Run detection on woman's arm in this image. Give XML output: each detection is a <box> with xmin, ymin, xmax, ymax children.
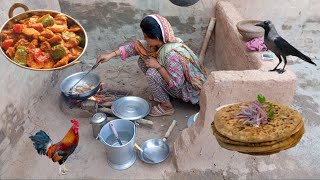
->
<box><xmin>118</xmin><ymin>42</ymin><xmax>139</xmax><ymax>60</ymax></box>
<box><xmin>97</xmin><ymin>41</ymin><xmax>140</xmax><ymax>64</ymax></box>
<box><xmin>96</xmin><ymin>49</ymin><xmax>120</xmax><ymax>64</ymax></box>
<box><xmin>156</xmin><ymin>64</ymin><xmax>171</xmax><ymax>84</ymax></box>
<box><xmin>146</xmin><ymin>51</ymin><xmax>185</xmax><ymax>88</ymax></box>
<box><xmin>145</xmin><ymin>57</ymin><xmax>171</xmax><ymax>84</ymax></box>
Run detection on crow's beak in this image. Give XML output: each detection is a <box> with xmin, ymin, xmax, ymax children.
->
<box><xmin>255</xmin><ymin>21</ymin><xmax>264</xmax><ymax>27</ymax></box>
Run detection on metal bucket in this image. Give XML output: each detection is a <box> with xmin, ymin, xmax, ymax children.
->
<box><xmin>98</xmin><ymin>119</ymin><xmax>136</xmax><ymax>170</ymax></box>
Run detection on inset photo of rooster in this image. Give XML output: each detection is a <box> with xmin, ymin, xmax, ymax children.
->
<box><xmin>29</xmin><ymin>120</ymin><xmax>79</xmax><ymax>175</ymax></box>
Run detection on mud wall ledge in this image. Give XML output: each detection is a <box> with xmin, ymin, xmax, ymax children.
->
<box><xmin>172</xmin><ymin>1</ymin><xmax>297</xmax><ymax>176</ymax></box>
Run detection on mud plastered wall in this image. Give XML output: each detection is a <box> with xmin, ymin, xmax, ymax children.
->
<box><xmin>0</xmin><ymin>0</ymin><xmax>62</xmax><ymax>171</ymax></box>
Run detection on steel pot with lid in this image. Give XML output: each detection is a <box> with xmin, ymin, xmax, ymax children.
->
<box><xmin>90</xmin><ymin>112</ymin><xmax>108</xmax><ymax>139</ymax></box>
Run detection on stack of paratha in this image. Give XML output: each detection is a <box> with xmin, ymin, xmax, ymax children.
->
<box><xmin>211</xmin><ymin>102</ymin><xmax>304</xmax><ymax>155</ymax></box>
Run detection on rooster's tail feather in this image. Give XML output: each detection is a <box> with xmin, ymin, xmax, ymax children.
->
<box><xmin>29</xmin><ymin>130</ymin><xmax>52</xmax><ymax>155</ymax></box>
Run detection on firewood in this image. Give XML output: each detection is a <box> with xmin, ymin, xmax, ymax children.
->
<box><xmin>91</xmin><ymin>95</ymin><xmax>116</xmax><ymax>103</ymax></box>
<box><xmin>97</xmin><ymin>107</ymin><xmax>113</xmax><ymax>115</ymax></box>
<box><xmin>135</xmin><ymin>118</ymin><xmax>154</xmax><ymax>127</ymax></box>
<box><xmin>81</xmin><ymin>100</ymin><xmax>97</xmax><ymax>112</ymax></box>
<box><xmin>98</xmin><ymin>101</ymin><xmax>113</xmax><ymax>107</ymax></box>
<box><xmin>81</xmin><ymin>99</ymin><xmax>96</xmax><ymax>108</ymax></box>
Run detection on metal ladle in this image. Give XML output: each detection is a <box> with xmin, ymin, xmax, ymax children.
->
<box><xmin>109</xmin><ymin>122</ymin><xmax>123</xmax><ymax>146</ymax></box>
<box><xmin>68</xmin><ymin>62</ymin><xmax>99</xmax><ymax>94</ymax></box>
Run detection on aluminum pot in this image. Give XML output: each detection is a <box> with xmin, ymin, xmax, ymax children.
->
<box><xmin>98</xmin><ymin>119</ymin><xmax>136</xmax><ymax>170</ymax></box>
<box><xmin>90</xmin><ymin>112</ymin><xmax>108</xmax><ymax>139</ymax></box>
<box><xmin>60</xmin><ymin>72</ymin><xmax>101</xmax><ymax>100</ymax></box>
<box><xmin>0</xmin><ymin>3</ymin><xmax>88</xmax><ymax>71</ymax></box>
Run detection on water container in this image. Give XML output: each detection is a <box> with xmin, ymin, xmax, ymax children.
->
<box><xmin>98</xmin><ymin>119</ymin><xmax>136</xmax><ymax>170</ymax></box>
<box><xmin>90</xmin><ymin>112</ymin><xmax>108</xmax><ymax>139</ymax></box>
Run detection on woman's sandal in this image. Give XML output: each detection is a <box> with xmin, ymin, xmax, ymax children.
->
<box><xmin>149</xmin><ymin>104</ymin><xmax>175</xmax><ymax>117</ymax></box>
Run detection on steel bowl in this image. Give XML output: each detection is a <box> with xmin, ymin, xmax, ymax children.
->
<box><xmin>60</xmin><ymin>72</ymin><xmax>100</xmax><ymax>100</ymax></box>
<box><xmin>187</xmin><ymin>112</ymin><xmax>199</xmax><ymax>128</ymax></box>
<box><xmin>111</xmin><ymin>96</ymin><xmax>150</xmax><ymax>120</ymax></box>
<box><xmin>0</xmin><ymin>3</ymin><xmax>88</xmax><ymax>71</ymax></box>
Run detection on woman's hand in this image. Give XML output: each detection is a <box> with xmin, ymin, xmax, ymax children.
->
<box><xmin>96</xmin><ymin>51</ymin><xmax>116</xmax><ymax>64</ymax></box>
<box><xmin>145</xmin><ymin>57</ymin><xmax>160</xmax><ymax>69</ymax></box>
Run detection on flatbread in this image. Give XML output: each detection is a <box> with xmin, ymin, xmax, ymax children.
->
<box><xmin>215</xmin><ymin>126</ymin><xmax>304</xmax><ymax>154</ymax></box>
<box><xmin>248</xmin><ymin>135</ymin><xmax>302</xmax><ymax>155</ymax></box>
<box><xmin>214</xmin><ymin>102</ymin><xmax>302</xmax><ymax>143</ymax></box>
<box><xmin>233</xmin><ymin>131</ymin><xmax>303</xmax><ymax>155</ymax></box>
<box><xmin>212</xmin><ymin>121</ymin><xmax>303</xmax><ymax>146</ymax></box>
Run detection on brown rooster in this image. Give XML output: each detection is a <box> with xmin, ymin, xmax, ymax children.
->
<box><xmin>29</xmin><ymin>119</ymin><xmax>79</xmax><ymax>175</ymax></box>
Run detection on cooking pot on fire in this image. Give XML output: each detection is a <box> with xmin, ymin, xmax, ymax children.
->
<box><xmin>0</xmin><ymin>3</ymin><xmax>88</xmax><ymax>71</ymax></box>
<box><xmin>60</xmin><ymin>71</ymin><xmax>101</xmax><ymax>100</ymax></box>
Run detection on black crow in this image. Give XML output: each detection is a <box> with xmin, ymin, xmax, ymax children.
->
<box><xmin>255</xmin><ymin>20</ymin><xmax>316</xmax><ymax>74</ymax></box>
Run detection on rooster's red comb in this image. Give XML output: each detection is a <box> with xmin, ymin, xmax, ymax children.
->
<box><xmin>70</xmin><ymin>119</ymin><xmax>79</xmax><ymax>126</ymax></box>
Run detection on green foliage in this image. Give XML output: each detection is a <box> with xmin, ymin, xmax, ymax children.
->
<box><xmin>267</xmin><ymin>103</ymin><xmax>275</xmax><ymax>120</ymax></box>
<box><xmin>257</xmin><ymin>94</ymin><xmax>275</xmax><ymax>120</ymax></box>
<box><xmin>257</xmin><ymin>94</ymin><xmax>266</xmax><ymax>103</ymax></box>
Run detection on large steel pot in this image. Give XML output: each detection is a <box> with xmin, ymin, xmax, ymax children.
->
<box><xmin>0</xmin><ymin>3</ymin><xmax>88</xmax><ymax>71</ymax></box>
<box><xmin>60</xmin><ymin>72</ymin><xmax>100</xmax><ymax>100</ymax></box>
<box><xmin>98</xmin><ymin>119</ymin><xmax>137</xmax><ymax>170</ymax></box>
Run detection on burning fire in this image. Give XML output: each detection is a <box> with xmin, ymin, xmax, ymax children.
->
<box><xmin>88</xmin><ymin>94</ymin><xmax>116</xmax><ymax>103</ymax></box>
<box><xmin>88</xmin><ymin>96</ymin><xmax>97</xmax><ymax>101</ymax></box>
<box><xmin>65</xmin><ymin>82</ymin><xmax>123</xmax><ymax>110</ymax></box>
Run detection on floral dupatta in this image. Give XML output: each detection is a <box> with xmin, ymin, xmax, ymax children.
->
<box><xmin>158</xmin><ymin>42</ymin><xmax>207</xmax><ymax>90</ymax></box>
<box><xmin>148</xmin><ymin>14</ymin><xmax>207</xmax><ymax>90</ymax></box>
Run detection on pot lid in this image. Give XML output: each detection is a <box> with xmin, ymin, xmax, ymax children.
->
<box><xmin>91</xmin><ymin>113</ymin><xmax>107</xmax><ymax>124</ymax></box>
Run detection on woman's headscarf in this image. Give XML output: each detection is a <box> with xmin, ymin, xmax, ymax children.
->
<box><xmin>147</xmin><ymin>14</ymin><xmax>180</xmax><ymax>43</ymax></box>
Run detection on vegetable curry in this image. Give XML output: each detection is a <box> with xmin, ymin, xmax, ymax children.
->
<box><xmin>0</xmin><ymin>13</ymin><xmax>85</xmax><ymax>69</ymax></box>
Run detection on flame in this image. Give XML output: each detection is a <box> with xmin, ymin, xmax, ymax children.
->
<box><xmin>88</xmin><ymin>96</ymin><xmax>97</xmax><ymax>101</ymax></box>
<box><xmin>88</xmin><ymin>95</ymin><xmax>107</xmax><ymax>103</ymax></box>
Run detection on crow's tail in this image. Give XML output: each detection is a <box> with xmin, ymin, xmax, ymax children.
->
<box><xmin>296</xmin><ymin>52</ymin><xmax>317</xmax><ymax>66</ymax></box>
<box><xmin>29</xmin><ymin>130</ymin><xmax>52</xmax><ymax>156</ymax></box>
